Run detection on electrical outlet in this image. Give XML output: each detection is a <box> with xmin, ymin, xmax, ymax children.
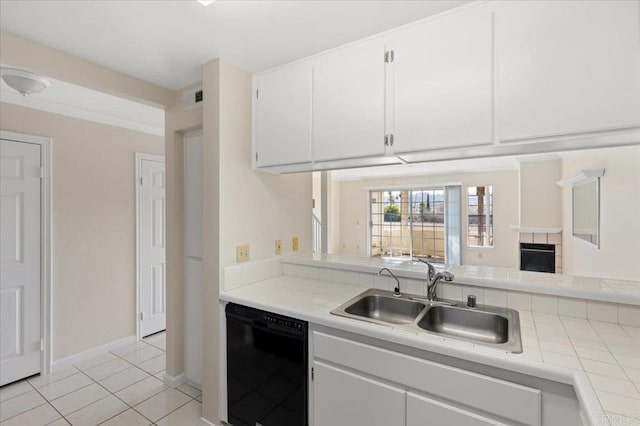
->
<box><xmin>292</xmin><ymin>237</ymin><xmax>299</xmax><ymax>252</ymax></box>
<box><xmin>275</xmin><ymin>240</ymin><xmax>282</xmax><ymax>255</ymax></box>
<box><xmin>236</xmin><ymin>244</ymin><xmax>250</xmax><ymax>263</ymax></box>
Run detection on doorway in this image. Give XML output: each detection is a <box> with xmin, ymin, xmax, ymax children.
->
<box><xmin>136</xmin><ymin>153</ymin><xmax>166</xmax><ymax>338</ymax></box>
<box><xmin>0</xmin><ymin>131</ymin><xmax>51</xmax><ymax>386</ymax></box>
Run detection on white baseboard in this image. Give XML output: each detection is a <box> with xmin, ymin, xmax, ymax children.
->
<box><xmin>199</xmin><ymin>417</ymin><xmax>217</xmax><ymax>426</ymax></box>
<box><xmin>51</xmin><ymin>335</ymin><xmax>137</xmax><ymax>371</ymax></box>
<box><xmin>163</xmin><ymin>372</ymin><xmax>186</xmax><ymax>388</ymax></box>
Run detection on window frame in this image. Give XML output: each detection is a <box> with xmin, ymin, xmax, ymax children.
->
<box><xmin>466</xmin><ymin>184</ymin><xmax>494</xmax><ymax>248</ymax></box>
<box><xmin>369</xmin><ymin>187</ymin><xmax>447</xmax><ymax>263</ymax></box>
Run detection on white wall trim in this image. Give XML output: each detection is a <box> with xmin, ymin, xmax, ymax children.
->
<box><xmin>163</xmin><ymin>372</ymin><xmax>186</xmax><ymax>388</ymax></box>
<box><xmin>199</xmin><ymin>417</ymin><xmax>217</xmax><ymax>426</ymax></box>
<box><xmin>135</xmin><ymin>153</ymin><xmax>166</xmax><ymax>341</ymax></box>
<box><xmin>51</xmin><ymin>335</ymin><xmax>136</xmax><ymax>371</ymax></box>
<box><xmin>0</xmin><ymin>130</ymin><xmax>53</xmax><ymax>376</ymax></box>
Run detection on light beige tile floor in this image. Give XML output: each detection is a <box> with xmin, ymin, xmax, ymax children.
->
<box><xmin>0</xmin><ymin>331</ymin><xmax>202</xmax><ymax>425</ymax></box>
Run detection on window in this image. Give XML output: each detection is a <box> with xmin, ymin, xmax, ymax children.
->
<box><xmin>467</xmin><ymin>185</ymin><xmax>493</xmax><ymax>247</ymax></box>
<box><xmin>370</xmin><ymin>189</ymin><xmax>446</xmax><ymax>263</ymax></box>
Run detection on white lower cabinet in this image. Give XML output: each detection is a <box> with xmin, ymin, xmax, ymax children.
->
<box><xmin>312</xmin><ymin>331</ymin><xmax>550</xmax><ymax>426</ymax></box>
<box><xmin>313</xmin><ymin>361</ymin><xmax>405</xmax><ymax>426</ymax></box>
<box><xmin>407</xmin><ymin>392</ymin><xmax>506</xmax><ymax>426</ymax></box>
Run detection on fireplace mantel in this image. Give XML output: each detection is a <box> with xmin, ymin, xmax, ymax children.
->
<box><xmin>511</xmin><ymin>226</ymin><xmax>562</xmax><ymax>234</ymax></box>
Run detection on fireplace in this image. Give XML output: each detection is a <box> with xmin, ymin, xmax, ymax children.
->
<box><xmin>520</xmin><ymin>243</ymin><xmax>555</xmax><ymax>273</ymax></box>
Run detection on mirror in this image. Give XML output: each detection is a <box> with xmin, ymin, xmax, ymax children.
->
<box><xmin>572</xmin><ymin>179</ymin><xmax>600</xmax><ymax>248</ymax></box>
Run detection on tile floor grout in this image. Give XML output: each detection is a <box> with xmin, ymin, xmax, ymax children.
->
<box><xmin>1</xmin><ymin>331</ymin><xmax>202</xmax><ymax>426</ymax></box>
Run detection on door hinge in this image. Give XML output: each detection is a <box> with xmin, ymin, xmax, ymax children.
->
<box><xmin>140</xmin><ymin>176</ymin><xmax>144</xmax><ymax>186</ymax></box>
<box><xmin>256</xmin><ymin>89</ymin><xmax>259</xmax><ymax>99</ymax></box>
<box><xmin>40</xmin><ymin>339</ymin><xmax>44</xmax><ymax>352</ymax></box>
<box><xmin>39</xmin><ymin>167</ymin><xmax>45</xmax><ymax>178</ymax></box>
<box><xmin>255</xmin><ymin>152</ymin><xmax>258</xmax><ymax>162</ymax></box>
<box><xmin>385</xmin><ymin>50</ymin><xmax>395</xmax><ymax>63</ymax></box>
<box><xmin>311</xmin><ymin>367</ymin><xmax>314</xmax><ymax>381</ymax></box>
<box><xmin>140</xmin><ymin>312</ymin><xmax>144</xmax><ymax>321</ymax></box>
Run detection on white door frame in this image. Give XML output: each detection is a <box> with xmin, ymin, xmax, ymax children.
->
<box><xmin>135</xmin><ymin>152</ymin><xmax>165</xmax><ymax>341</ymax></box>
<box><xmin>0</xmin><ymin>130</ymin><xmax>53</xmax><ymax>376</ymax></box>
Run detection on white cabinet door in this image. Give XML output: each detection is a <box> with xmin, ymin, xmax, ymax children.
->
<box><xmin>391</xmin><ymin>3</ymin><xmax>493</xmax><ymax>154</ymax></box>
<box><xmin>407</xmin><ymin>392</ymin><xmax>507</xmax><ymax>426</ymax></box>
<box><xmin>496</xmin><ymin>0</ymin><xmax>640</xmax><ymax>141</ymax></box>
<box><xmin>312</xmin><ymin>37</ymin><xmax>387</xmax><ymax>162</ymax></box>
<box><xmin>255</xmin><ymin>61</ymin><xmax>312</xmax><ymax>167</ymax></box>
<box><xmin>313</xmin><ymin>361</ymin><xmax>405</xmax><ymax>426</ymax></box>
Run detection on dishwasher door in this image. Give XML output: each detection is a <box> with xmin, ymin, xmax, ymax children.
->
<box><xmin>226</xmin><ymin>303</ymin><xmax>308</xmax><ymax>426</ymax></box>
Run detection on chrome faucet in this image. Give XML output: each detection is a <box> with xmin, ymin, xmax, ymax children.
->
<box><xmin>414</xmin><ymin>259</ymin><xmax>454</xmax><ymax>301</ymax></box>
<box><xmin>378</xmin><ymin>268</ymin><xmax>401</xmax><ymax>297</ymax></box>
<box><xmin>414</xmin><ymin>258</ymin><xmax>436</xmax><ymax>283</ymax></box>
<box><xmin>427</xmin><ymin>271</ymin><xmax>455</xmax><ymax>301</ymax></box>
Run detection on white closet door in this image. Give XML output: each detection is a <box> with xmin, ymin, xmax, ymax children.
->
<box><xmin>1</xmin><ymin>139</ymin><xmax>41</xmax><ymax>386</ymax></box>
<box><xmin>139</xmin><ymin>159</ymin><xmax>166</xmax><ymax>337</ymax></box>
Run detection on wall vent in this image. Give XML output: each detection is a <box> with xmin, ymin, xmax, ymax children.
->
<box><xmin>183</xmin><ymin>87</ymin><xmax>203</xmax><ymax>110</ymax></box>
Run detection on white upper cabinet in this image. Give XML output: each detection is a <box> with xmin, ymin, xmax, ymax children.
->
<box><xmin>312</xmin><ymin>37</ymin><xmax>387</xmax><ymax>162</ymax></box>
<box><xmin>254</xmin><ymin>61</ymin><xmax>312</xmax><ymax>167</ymax></box>
<box><xmin>391</xmin><ymin>3</ymin><xmax>494</xmax><ymax>154</ymax></box>
<box><xmin>495</xmin><ymin>0</ymin><xmax>640</xmax><ymax>141</ymax></box>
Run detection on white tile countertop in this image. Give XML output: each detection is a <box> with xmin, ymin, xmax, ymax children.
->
<box><xmin>220</xmin><ymin>275</ymin><xmax>640</xmax><ymax>426</ymax></box>
<box><xmin>283</xmin><ymin>253</ymin><xmax>640</xmax><ymax>305</ymax></box>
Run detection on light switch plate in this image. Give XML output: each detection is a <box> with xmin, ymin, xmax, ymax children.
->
<box><xmin>236</xmin><ymin>244</ymin><xmax>250</xmax><ymax>263</ymax></box>
<box><xmin>275</xmin><ymin>240</ymin><xmax>282</xmax><ymax>255</ymax></box>
<box><xmin>292</xmin><ymin>237</ymin><xmax>299</xmax><ymax>252</ymax></box>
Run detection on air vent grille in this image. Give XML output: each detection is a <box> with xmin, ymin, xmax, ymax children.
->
<box><xmin>182</xmin><ymin>87</ymin><xmax>203</xmax><ymax>110</ymax></box>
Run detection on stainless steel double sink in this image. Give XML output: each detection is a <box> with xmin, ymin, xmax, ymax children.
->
<box><xmin>331</xmin><ymin>288</ymin><xmax>523</xmax><ymax>353</ymax></box>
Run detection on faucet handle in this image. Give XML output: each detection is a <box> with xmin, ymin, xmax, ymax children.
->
<box><xmin>467</xmin><ymin>295</ymin><xmax>477</xmax><ymax>308</ymax></box>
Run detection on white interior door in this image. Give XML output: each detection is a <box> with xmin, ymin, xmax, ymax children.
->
<box><xmin>1</xmin><ymin>139</ymin><xmax>41</xmax><ymax>386</ymax></box>
<box><xmin>139</xmin><ymin>158</ymin><xmax>166</xmax><ymax>337</ymax></box>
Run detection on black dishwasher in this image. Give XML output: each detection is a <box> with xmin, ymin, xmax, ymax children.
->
<box><xmin>226</xmin><ymin>303</ymin><xmax>308</xmax><ymax>426</ymax></box>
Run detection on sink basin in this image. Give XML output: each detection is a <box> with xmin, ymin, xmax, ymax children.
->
<box><xmin>331</xmin><ymin>288</ymin><xmax>523</xmax><ymax>353</ymax></box>
<box><xmin>344</xmin><ymin>294</ymin><xmax>425</xmax><ymax>324</ymax></box>
<box><xmin>418</xmin><ymin>305</ymin><xmax>508</xmax><ymax>344</ymax></box>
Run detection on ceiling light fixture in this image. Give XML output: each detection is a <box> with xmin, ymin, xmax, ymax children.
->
<box><xmin>0</xmin><ymin>67</ymin><xmax>51</xmax><ymax>97</ymax></box>
<box><xmin>196</xmin><ymin>0</ymin><xmax>215</xmax><ymax>6</ymax></box>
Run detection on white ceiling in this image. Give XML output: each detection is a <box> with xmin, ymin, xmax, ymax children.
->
<box><xmin>0</xmin><ymin>0</ymin><xmax>469</xmax><ymax>90</ymax></box>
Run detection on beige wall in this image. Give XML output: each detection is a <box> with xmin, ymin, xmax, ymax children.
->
<box><xmin>337</xmin><ymin>170</ymin><xmax>520</xmax><ymax>268</ymax></box>
<box><xmin>519</xmin><ymin>159</ymin><xmax>562</xmax><ymax>228</ymax></box>
<box><xmin>561</xmin><ymin>146</ymin><xmax>640</xmax><ymax>281</ymax></box>
<box><xmin>0</xmin><ymin>102</ymin><xmax>164</xmax><ymax>360</ymax></box>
